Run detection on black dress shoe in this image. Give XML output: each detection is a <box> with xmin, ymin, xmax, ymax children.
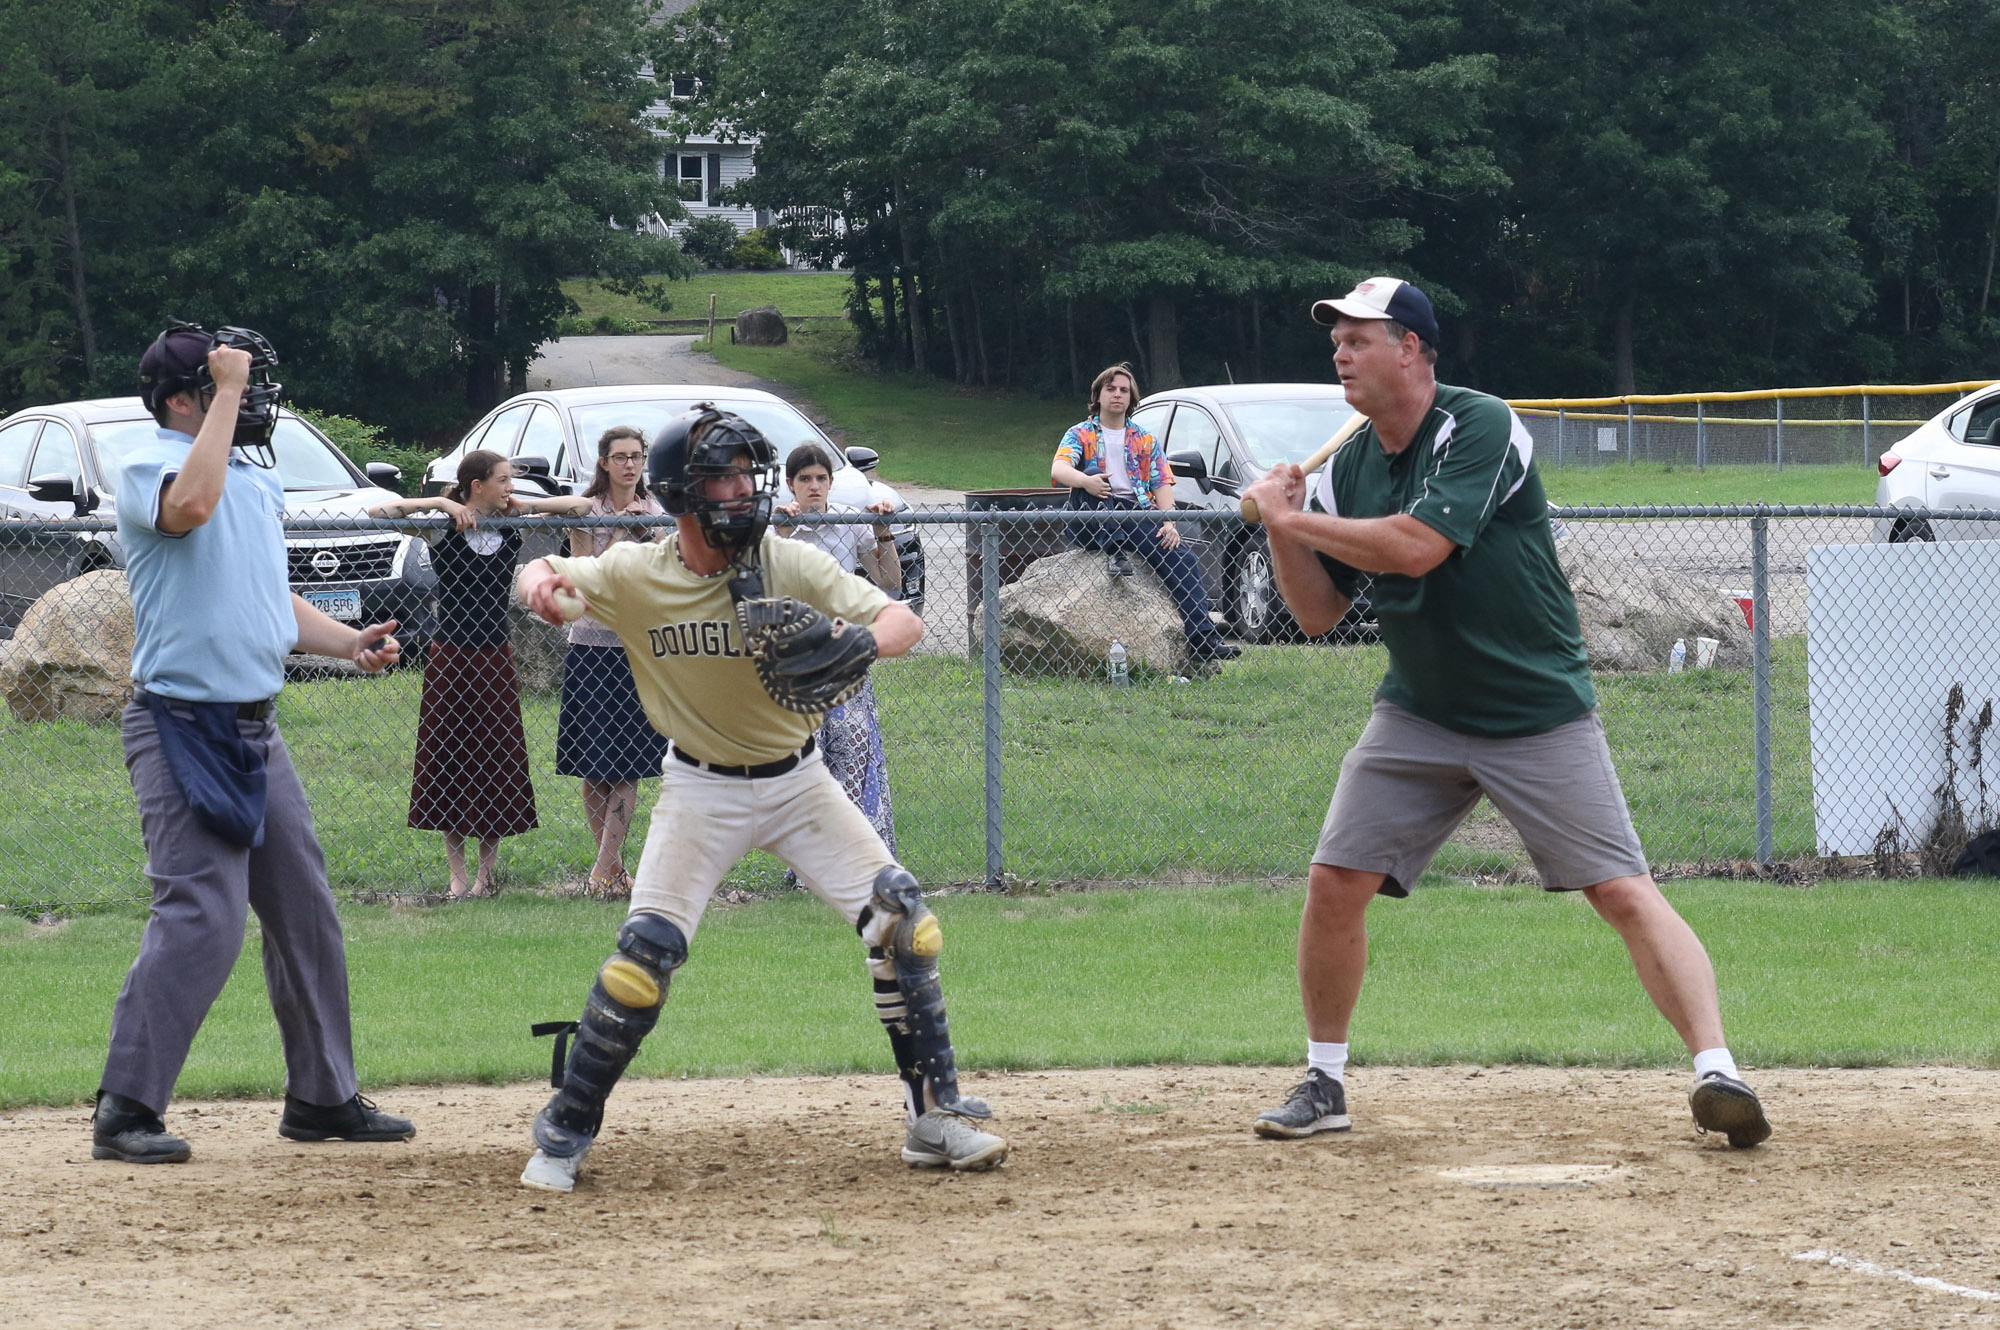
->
<box><xmin>1191</xmin><ymin>638</ymin><xmax>1241</xmax><ymax>661</ymax></box>
<box><xmin>279</xmin><ymin>1093</ymin><xmax>415</xmax><ymax>1143</ymax></box>
<box><xmin>1105</xmin><ymin>552</ymin><xmax>1134</xmax><ymax>579</ymax></box>
<box><xmin>92</xmin><ymin>1091</ymin><xmax>192</xmax><ymax>1164</ymax></box>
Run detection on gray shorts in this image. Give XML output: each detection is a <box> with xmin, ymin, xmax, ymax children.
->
<box><xmin>1314</xmin><ymin>701</ymin><xmax>1648</xmax><ymax>897</ymax></box>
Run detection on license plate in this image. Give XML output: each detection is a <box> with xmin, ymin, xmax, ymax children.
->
<box><xmin>303</xmin><ymin>589</ymin><xmax>362</xmax><ymax>621</ymax></box>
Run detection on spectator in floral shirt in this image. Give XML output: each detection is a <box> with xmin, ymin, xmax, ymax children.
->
<box><xmin>1052</xmin><ymin>362</ymin><xmax>1238</xmax><ymax>662</ymax></box>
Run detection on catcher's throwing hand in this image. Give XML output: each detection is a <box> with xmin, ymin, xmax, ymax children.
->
<box><xmin>525</xmin><ymin>566</ymin><xmax>588</xmax><ymax>626</ymax></box>
<box><xmin>735</xmin><ymin>595</ymin><xmax>877</xmax><ymax>714</ymax></box>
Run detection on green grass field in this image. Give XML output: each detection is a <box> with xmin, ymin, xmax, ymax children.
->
<box><xmin>562</xmin><ymin>271</ymin><xmax>851</xmax><ymax>324</ymax></box>
<box><xmin>0</xmin><ymin>640</ymin><xmax>1819</xmax><ymax>912</ymax></box>
<box><xmin>1539</xmin><ymin>461</ymin><xmax>1879</xmax><ymax>507</ymax></box>
<box><xmin>707</xmin><ymin>329</ymin><xmax>1081</xmax><ymax>491</ymax></box>
<box><xmin>4</xmin><ymin>877</ymin><xmax>1995</xmax><ymax>1109</ymax></box>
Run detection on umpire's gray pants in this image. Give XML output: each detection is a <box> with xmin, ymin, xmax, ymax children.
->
<box><xmin>101</xmin><ymin>702</ymin><xmax>358</xmax><ymax>1113</ymax></box>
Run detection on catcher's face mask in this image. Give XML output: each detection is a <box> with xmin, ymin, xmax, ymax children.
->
<box><xmin>649</xmin><ymin>405</ymin><xmax>777</xmax><ymax>552</ymax></box>
<box><xmin>138</xmin><ymin>319</ymin><xmax>285</xmax><ymax>468</ymax></box>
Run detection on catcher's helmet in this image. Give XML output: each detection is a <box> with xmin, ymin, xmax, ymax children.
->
<box><xmin>138</xmin><ymin>319</ymin><xmax>285</xmax><ymax>468</ymax></box>
<box><xmin>648</xmin><ymin>404</ymin><xmax>778</xmax><ymax>552</ymax></box>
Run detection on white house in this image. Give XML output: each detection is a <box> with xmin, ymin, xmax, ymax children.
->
<box><xmin>642</xmin><ymin>0</ymin><xmax>765</xmax><ymax>241</ymax></box>
<box><xmin>638</xmin><ymin>0</ymin><xmax>849</xmax><ymax>266</ymax></box>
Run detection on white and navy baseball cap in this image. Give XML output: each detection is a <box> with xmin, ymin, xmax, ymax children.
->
<box><xmin>1310</xmin><ymin>277</ymin><xmax>1440</xmax><ymax>348</ymax></box>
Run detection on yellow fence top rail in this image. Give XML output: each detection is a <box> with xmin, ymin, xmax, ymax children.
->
<box><xmin>1513</xmin><ymin>408</ymin><xmax>1930</xmax><ymax>428</ymax></box>
<box><xmin>1506</xmin><ymin>381</ymin><xmax>1997</xmax><ymax>410</ymax></box>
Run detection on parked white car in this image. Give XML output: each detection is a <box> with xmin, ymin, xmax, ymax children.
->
<box><xmin>422</xmin><ymin>385</ymin><xmax>919</xmax><ymax>591</ymax></box>
<box><xmin>1874</xmin><ymin>384</ymin><xmax>2000</xmax><ymax>542</ymax></box>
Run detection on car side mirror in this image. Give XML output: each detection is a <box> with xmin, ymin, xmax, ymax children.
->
<box><xmin>28</xmin><ymin>473</ymin><xmax>95</xmax><ymax>515</ymax></box>
<box><xmin>365</xmin><ymin>461</ymin><xmax>403</xmax><ymax>489</ymax></box>
<box><xmin>512</xmin><ymin>455</ymin><xmax>562</xmax><ymax>493</ymax></box>
<box><xmin>844</xmin><ymin>445</ymin><xmax>881</xmax><ymax>473</ymax></box>
<box><xmin>1167</xmin><ymin>449</ymin><xmax>1209</xmax><ymax>491</ymax></box>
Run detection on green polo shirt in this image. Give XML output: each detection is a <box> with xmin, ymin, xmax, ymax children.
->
<box><xmin>1310</xmin><ymin>383</ymin><xmax>1594</xmax><ymax>738</ymax></box>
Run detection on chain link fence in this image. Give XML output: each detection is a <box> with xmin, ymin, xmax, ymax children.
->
<box><xmin>3</xmin><ymin>503</ymin><xmax>1997</xmax><ymax>913</ymax></box>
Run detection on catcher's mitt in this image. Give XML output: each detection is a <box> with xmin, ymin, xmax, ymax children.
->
<box><xmin>734</xmin><ymin>595</ymin><xmax>877</xmax><ymax>714</ymax></box>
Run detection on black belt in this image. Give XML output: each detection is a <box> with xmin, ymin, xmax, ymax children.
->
<box><xmin>670</xmin><ymin>735</ymin><xmax>814</xmax><ymax>779</ymax></box>
<box><xmin>133</xmin><ymin>689</ymin><xmax>274</xmax><ymax>722</ymax></box>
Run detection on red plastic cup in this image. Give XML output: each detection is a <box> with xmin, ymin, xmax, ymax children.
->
<box><xmin>1723</xmin><ymin>590</ymin><xmax>1753</xmax><ymax>630</ymax></box>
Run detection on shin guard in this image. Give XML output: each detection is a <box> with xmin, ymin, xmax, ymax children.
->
<box><xmin>534</xmin><ymin>912</ymin><xmax>687</xmax><ymax>1155</ymax></box>
<box><xmin>859</xmin><ymin>866</ymin><xmax>990</xmax><ymax>1119</ymax></box>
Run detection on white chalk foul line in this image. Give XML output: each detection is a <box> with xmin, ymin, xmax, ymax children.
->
<box><xmin>1793</xmin><ymin>1250</ymin><xmax>2000</xmax><ymax>1303</ymax></box>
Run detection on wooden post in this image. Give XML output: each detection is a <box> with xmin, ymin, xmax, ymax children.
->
<box><xmin>706</xmin><ymin>292</ymin><xmax>717</xmax><ymax>346</ymax></box>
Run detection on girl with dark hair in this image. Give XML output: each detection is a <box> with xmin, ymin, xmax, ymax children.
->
<box><xmin>774</xmin><ymin>443</ymin><xmax>902</xmax><ymax>858</ymax></box>
<box><xmin>556</xmin><ymin>427</ymin><xmax>669</xmax><ymax>901</ymax></box>
<box><xmin>370</xmin><ymin>449</ymin><xmax>590</xmax><ymax>898</ymax></box>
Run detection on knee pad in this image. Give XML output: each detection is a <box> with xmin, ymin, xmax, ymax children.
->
<box><xmin>856</xmin><ymin>867</ymin><xmax>988</xmax><ymax>1119</ymax></box>
<box><xmin>540</xmin><ymin>912</ymin><xmax>688</xmax><ymax>1145</ymax></box>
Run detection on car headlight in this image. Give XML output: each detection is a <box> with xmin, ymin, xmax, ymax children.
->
<box><xmin>391</xmin><ymin>534</ymin><xmax>432</xmax><ymax>577</ymax></box>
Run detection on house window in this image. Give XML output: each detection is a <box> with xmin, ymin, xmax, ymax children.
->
<box><xmin>677</xmin><ymin>154</ymin><xmax>704</xmax><ymax>203</ymax></box>
<box><xmin>669</xmin><ymin>74</ymin><xmax>696</xmax><ymax>99</ymax></box>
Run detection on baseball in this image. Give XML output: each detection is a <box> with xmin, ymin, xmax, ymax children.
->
<box><xmin>551</xmin><ymin>588</ymin><xmax>588</xmax><ymax>623</ymax></box>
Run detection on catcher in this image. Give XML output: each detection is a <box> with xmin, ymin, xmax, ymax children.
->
<box><xmin>513</xmin><ymin>405</ymin><xmax>1009</xmax><ymax>1192</ymax></box>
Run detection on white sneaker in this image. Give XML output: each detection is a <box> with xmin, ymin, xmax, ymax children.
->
<box><xmin>520</xmin><ymin>1144</ymin><xmax>589</xmax><ymax>1192</ymax></box>
<box><xmin>902</xmin><ymin>1110</ymin><xmax>1009</xmax><ymax>1172</ymax></box>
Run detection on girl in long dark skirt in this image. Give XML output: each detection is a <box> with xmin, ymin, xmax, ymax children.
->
<box><xmin>371</xmin><ymin>450</ymin><xmax>590</xmax><ymax>898</ymax></box>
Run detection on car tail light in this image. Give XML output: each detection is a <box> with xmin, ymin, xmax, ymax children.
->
<box><xmin>1878</xmin><ymin>453</ymin><xmax>1902</xmax><ymax>478</ymax></box>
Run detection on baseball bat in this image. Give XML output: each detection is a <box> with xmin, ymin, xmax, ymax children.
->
<box><xmin>1239</xmin><ymin>411</ymin><xmax>1370</xmax><ymax>525</ymax></box>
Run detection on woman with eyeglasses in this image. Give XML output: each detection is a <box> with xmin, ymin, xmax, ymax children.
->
<box><xmin>555</xmin><ymin>426</ymin><xmax>670</xmax><ymax>900</ymax></box>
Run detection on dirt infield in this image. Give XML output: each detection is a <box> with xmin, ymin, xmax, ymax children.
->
<box><xmin>4</xmin><ymin>1065</ymin><xmax>1997</xmax><ymax>1328</ymax></box>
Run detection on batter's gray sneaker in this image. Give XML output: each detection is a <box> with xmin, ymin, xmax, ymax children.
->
<box><xmin>1689</xmin><ymin>1071</ymin><xmax>1771</xmax><ymax>1148</ymax></box>
<box><xmin>903</xmin><ymin>1110</ymin><xmax>1009</xmax><ymax>1171</ymax></box>
<box><xmin>1254</xmin><ymin>1069</ymin><xmax>1351</xmax><ymax>1139</ymax></box>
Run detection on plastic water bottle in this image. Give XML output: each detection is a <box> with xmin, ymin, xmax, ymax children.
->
<box><xmin>1668</xmin><ymin>637</ymin><xmax>1686</xmax><ymax>674</ymax></box>
<box><xmin>1106</xmin><ymin>637</ymin><xmax>1130</xmax><ymax>687</ymax></box>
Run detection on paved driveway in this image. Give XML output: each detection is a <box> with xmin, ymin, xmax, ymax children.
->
<box><xmin>527</xmin><ymin>334</ymin><xmax>761</xmax><ymax>390</ymax></box>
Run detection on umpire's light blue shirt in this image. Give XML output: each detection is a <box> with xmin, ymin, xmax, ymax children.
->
<box><xmin>119</xmin><ymin>428</ymin><xmax>296</xmax><ymax>703</ymax></box>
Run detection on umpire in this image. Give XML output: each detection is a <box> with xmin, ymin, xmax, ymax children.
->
<box><xmin>1240</xmin><ymin>279</ymin><xmax>1771</xmax><ymax>1150</ymax></box>
<box><xmin>91</xmin><ymin>323</ymin><xmax>413</xmax><ymax>1163</ymax></box>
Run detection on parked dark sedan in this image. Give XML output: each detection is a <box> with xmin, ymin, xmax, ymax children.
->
<box><xmin>0</xmin><ymin>397</ymin><xmax>436</xmax><ymax>640</ymax></box>
<box><xmin>1135</xmin><ymin>383</ymin><xmax>1374</xmax><ymax>642</ymax></box>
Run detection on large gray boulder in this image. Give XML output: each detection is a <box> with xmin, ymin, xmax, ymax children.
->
<box><xmin>975</xmin><ymin>548</ymin><xmax>1201</xmax><ymax>677</ymax></box>
<box><xmin>0</xmin><ymin>569</ymin><xmax>136</xmax><ymax>723</ymax></box>
<box><xmin>734</xmin><ymin>305</ymin><xmax>789</xmax><ymax>347</ymax></box>
<box><xmin>1557</xmin><ymin>546</ymin><xmax>1753</xmax><ymax>672</ymax></box>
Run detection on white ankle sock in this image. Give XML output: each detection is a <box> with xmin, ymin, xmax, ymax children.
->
<box><xmin>1307</xmin><ymin>1041</ymin><xmax>1348</xmax><ymax>1083</ymax></box>
<box><xmin>1693</xmin><ymin>1048</ymin><xmax>1740</xmax><ymax>1081</ymax></box>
